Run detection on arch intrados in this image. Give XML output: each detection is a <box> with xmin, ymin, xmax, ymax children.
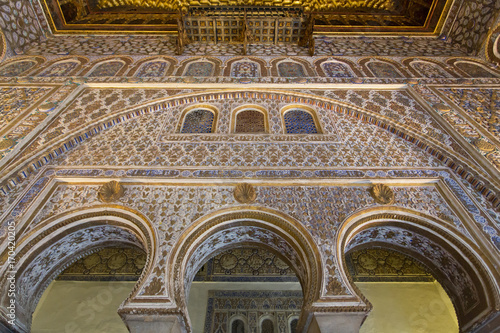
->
<box><xmin>169</xmin><ymin>207</ymin><xmax>323</xmax><ymax>332</ymax></box>
<box><xmin>337</xmin><ymin>208</ymin><xmax>500</xmax><ymax>331</ymax></box>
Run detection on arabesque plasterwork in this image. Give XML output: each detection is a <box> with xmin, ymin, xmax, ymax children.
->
<box><xmin>1</xmin><ymin>5</ymin><xmax>500</xmax><ymax>331</ymax></box>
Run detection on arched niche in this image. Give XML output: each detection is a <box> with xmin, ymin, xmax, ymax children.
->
<box><xmin>0</xmin><ymin>207</ymin><xmax>157</xmax><ymax>332</ymax></box>
<box><xmin>337</xmin><ymin>208</ymin><xmax>500</xmax><ymax>332</ymax></box>
<box><xmin>32</xmin><ymin>56</ymin><xmax>88</xmax><ymax>77</ymax></box>
<box><xmin>451</xmin><ymin>60</ymin><xmax>499</xmax><ymax>78</ymax></box>
<box><xmin>224</xmin><ymin>57</ymin><xmax>268</xmax><ymax>77</ymax></box>
<box><xmin>176</xmin><ymin>57</ymin><xmax>222</xmax><ymax>77</ymax></box>
<box><xmin>80</xmin><ymin>56</ymin><xmax>133</xmax><ymax>77</ymax></box>
<box><xmin>168</xmin><ymin>208</ymin><xmax>326</xmax><ymax>333</ymax></box>
<box><xmin>127</xmin><ymin>56</ymin><xmax>177</xmax><ymax>77</ymax></box>
<box><xmin>0</xmin><ymin>57</ymin><xmax>44</xmax><ymax>77</ymax></box>
<box><xmin>358</xmin><ymin>57</ymin><xmax>409</xmax><ymax>78</ymax></box>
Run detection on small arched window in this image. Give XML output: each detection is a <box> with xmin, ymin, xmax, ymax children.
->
<box><xmin>235</xmin><ymin>110</ymin><xmax>266</xmax><ymax>133</ymax></box>
<box><xmin>231</xmin><ymin>319</ymin><xmax>245</xmax><ymax>333</ymax></box>
<box><xmin>283</xmin><ymin>109</ymin><xmax>318</xmax><ymax>134</ymax></box>
<box><xmin>261</xmin><ymin>318</ymin><xmax>274</xmax><ymax>333</ymax></box>
<box><xmin>180</xmin><ymin>109</ymin><xmax>215</xmax><ymax>134</ymax></box>
<box><xmin>455</xmin><ymin>62</ymin><xmax>498</xmax><ymax>78</ymax></box>
<box><xmin>136</xmin><ymin>60</ymin><xmax>169</xmax><ymax>77</ymax></box>
<box><xmin>278</xmin><ymin>61</ymin><xmax>306</xmax><ymax>77</ymax></box>
<box><xmin>0</xmin><ymin>60</ymin><xmax>36</xmax><ymax>77</ymax></box>
<box><xmin>321</xmin><ymin>61</ymin><xmax>354</xmax><ymax>78</ymax></box>
<box><xmin>88</xmin><ymin>61</ymin><xmax>124</xmax><ymax>77</ymax></box>
<box><xmin>289</xmin><ymin>318</ymin><xmax>298</xmax><ymax>333</ymax></box>
<box><xmin>184</xmin><ymin>61</ymin><xmax>215</xmax><ymax>76</ymax></box>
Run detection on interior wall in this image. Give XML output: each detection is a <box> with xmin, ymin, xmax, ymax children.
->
<box><xmin>31</xmin><ymin>281</ymin><xmax>135</xmax><ymax>333</ymax></box>
<box><xmin>357</xmin><ymin>281</ymin><xmax>459</xmax><ymax>333</ymax></box>
<box><xmin>31</xmin><ymin>280</ymin><xmax>459</xmax><ymax>333</ymax></box>
<box><xmin>188</xmin><ymin>281</ymin><xmax>303</xmax><ymax>333</ymax></box>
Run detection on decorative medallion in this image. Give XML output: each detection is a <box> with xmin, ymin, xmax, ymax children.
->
<box><xmin>369</xmin><ymin>183</ymin><xmax>395</xmax><ymax>205</ymax></box>
<box><xmin>234</xmin><ymin>183</ymin><xmax>257</xmax><ymax>204</ymax></box>
<box><xmin>434</xmin><ymin>103</ymin><xmax>451</xmax><ymax>113</ymax></box>
<box><xmin>474</xmin><ymin>138</ymin><xmax>496</xmax><ymax>152</ymax></box>
<box><xmin>98</xmin><ymin>180</ymin><xmax>125</xmax><ymax>202</ymax></box>
<box><xmin>0</xmin><ymin>139</ymin><xmax>15</xmax><ymax>151</ymax></box>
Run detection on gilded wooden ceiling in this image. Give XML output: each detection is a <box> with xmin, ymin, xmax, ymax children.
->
<box><xmin>95</xmin><ymin>0</ymin><xmax>403</xmax><ymax>12</ymax></box>
<box><xmin>42</xmin><ymin>0</ymin><xmax>451</xmax><ymax>34</ymax></box>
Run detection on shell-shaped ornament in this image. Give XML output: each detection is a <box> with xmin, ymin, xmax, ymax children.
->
<box><xmin>98</xmin><ymin>180</ymin><xmax>125</xmax><ymax>203</ymax></box>
<box><xmin>369</xmin><ymin>183</ymin><xmax>395</xmax><ymax>205</ymax></box>
<box><xmin>234</xmin><ymin>183</ymin><xmax>257</xmax><ymax>204</ymax></box>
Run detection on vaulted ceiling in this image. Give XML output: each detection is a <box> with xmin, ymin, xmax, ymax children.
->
<box><xmin>41</xmin><ymin>0</ymin><xmax>450</xmax><ymax>34</ymax></box>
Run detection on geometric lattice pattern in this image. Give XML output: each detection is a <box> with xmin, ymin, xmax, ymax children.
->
<box><xmin>181</xmin><ymin>109</ymin><xmax>215</xmax><ymax>133</ymax></box>
<box><xmin>283</xmin><ymin>109</ymin><xmax>318</xmax><ymax>134</ymax></box>
<box><xmin>235</xmin><ymin>110</ymin><xmax>266</xmax><ymax>133</ymax></box>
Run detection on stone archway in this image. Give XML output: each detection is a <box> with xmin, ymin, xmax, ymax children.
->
<box><xmin>0</xmin><ymin>207</ymin><xmax>157</xmax><ymax>332</ymax></box>
<box><xmin>337</xmin><ymin>208</ymin><xmax>500</xmax><ymax>332</ymax></box>
<box><xmin>167</xmin><ymin>207</ymin><xmax>326</xmax><ymax>332</ymax></box>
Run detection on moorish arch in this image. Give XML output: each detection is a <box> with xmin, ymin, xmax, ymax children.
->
<box><xmin>159</xmin><ymin>207</ymin><xmax>368</xmax><ymax>333</ymax></box>
<box><xmin>0</xmin><ymin>206</ymin><xmax>157</xmax><ymax>332</ymax></box>
<box><xmin>337</xmin><ymin>207</ymin><xmax>500</xmax><ymax>332</ymax></box>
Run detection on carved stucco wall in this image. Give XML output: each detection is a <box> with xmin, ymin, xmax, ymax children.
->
<box><xmin>0</xmin><ymin>37</ymin><xmax>499</xmax><ymax>332</ymax></box>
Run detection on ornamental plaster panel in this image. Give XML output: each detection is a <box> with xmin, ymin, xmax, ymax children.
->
<box><xmin>413</xmin><ymin>84</ymin><xmax>500</xmax><ymax>172</ymax></box>
<box><xmin>18</xmin><ymin>181</ymin><xmax>470</xmax><ymax>298</ymax></box>
<box><xmin>0</xmin><ymin>83</ymin><xmax>77</xmax><ymax>161</ymax></box>
<box><xmin>0</xmin><ymin>0</ymin><xmax>47</xmax><ymax>55</ymax></box>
